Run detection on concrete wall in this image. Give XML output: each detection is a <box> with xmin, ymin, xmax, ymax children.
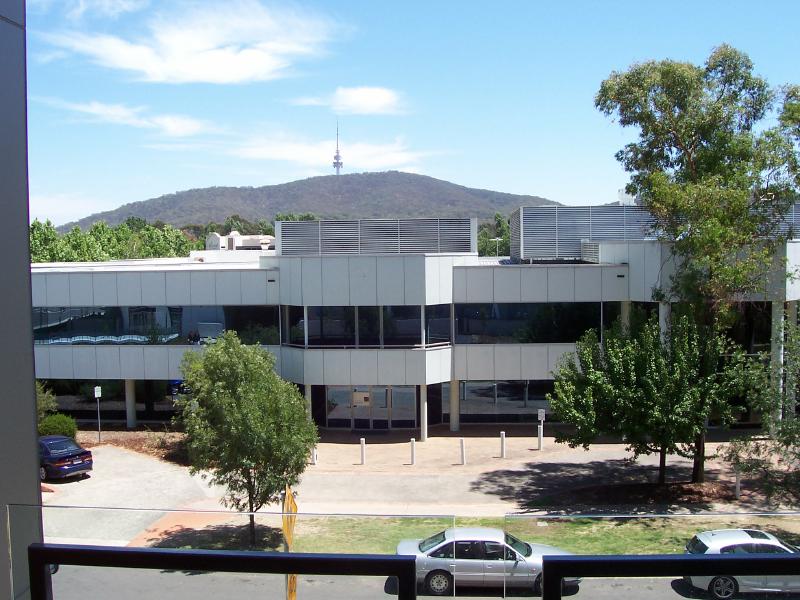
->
<box><xmin>453</xmin><ymin>344</ymin><xmax>574</xmax><ymax>381</ymax></box>
<box><xmin>0</xmin><ymin>3</ymin><xmax>43</xmax><ymax>598</ymax></box>
<box><xmin>596</xmin><ymin>240</ymin><xmax>672</xmax><ymax>302</ymax></box>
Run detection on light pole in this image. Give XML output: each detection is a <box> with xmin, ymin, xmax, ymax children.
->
<box><xmin>490</xmin><ymin>237</ymin><xmax>502</xmax><ymax>256</ymax></box>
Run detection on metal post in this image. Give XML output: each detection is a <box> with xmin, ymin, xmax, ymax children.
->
<box><xmin>735</xmin><ymin>469</ymin><xmax>741</xmax><ymax>500</ymax></box>
<box><xmin>410</xmin><ymin>438</ymin><xmax>416</xmax><ymax>466</ymax></box>
<box><xmin>94</xmin><ymin>386</ymin><xmax>102</xmax><ymax>442</ymax></box>
<box><xmin>500</xmin><ymin>431</ymin><xmax>506</xmax><ymax>459</ymax></box>
<box><xmin>360</xmin><ymin>437</ymin><xmax>366</xmax><ymax>465</ymax></box>
<box><xmin>460</xmin><ymin>438</ymin><xmax>466</xmax><ymax>465</ymax></box>
<box><xmin>311</xmin><ymin>447</ymin><xmax>318</xmax><ymax>466</ymax></box>
<box><xmin>538</xmin><ymin>422</ymin><xmax>544</xmax><ymax>451</ymax></box>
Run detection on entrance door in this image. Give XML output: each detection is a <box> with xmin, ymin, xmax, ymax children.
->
<box><xmin>352</xmin><ymin>387</ymin><xmax>371</xmax><ymax>429</ymax></box>
<box><xmin>371</xmin><ymin>387</ymin><xmax>389</xmax><ymax>429</ymax></box>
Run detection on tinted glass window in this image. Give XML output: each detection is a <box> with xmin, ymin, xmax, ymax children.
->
<box><xmin>721</xmin><ymin>544</ymin><xmax>752</xmax><ymax>554</ymax></box>
<box><xmin>484</xmin><ymin>542</ymin><xmax>505</xmax><ymax>560</ymax></box>
<box><xmin>686</xmin><ymin>536</ymin><xmax>709</xmax><ymax>554</ymax></box>
<box><xmin>429</xmin><ymin>543</ymin><xmax>454</xmax><ymax>559</ymax></box>
<box><xmin>383</xmin><ymin>306</ymin><xmax>421</xmax><ymax>346</ymax></box>
<box><xmin>307</xmin><ymin>306</ymin><xmax>355</xmax><ymax>347</ymax></box>
<box><xmin>419</xmin><ymin>531</ymin><xmax>447</xmax><ymax>552</ymax></box>
<box><xmin>44</xmin><ymin>439</ymin><xmax>80</xmax><ymax>453</ymax></box>
<box><xmin>455</xmin><ymin>541</ymin><xmax>483</xmax><ymax>560</ymax></box>
<box><xmin>357</xmin><ymin>306</ymin><xmax>381</xmax><ymax>346</ymax></box>
<box><xmin>753</xmin><ymin>544</ymin><xmax>789</xmax><ymax>554</ymax></box>
<box><xmin>425</xmin><ymin>304</ymin><xmax>451</xmax><ymax>344</ymax></box>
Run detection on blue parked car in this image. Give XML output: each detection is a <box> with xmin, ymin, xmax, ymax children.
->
<box><xmin>38</xmin><ymin>435</ymin><xmax>93</xmax><ymax>481</ymax></box>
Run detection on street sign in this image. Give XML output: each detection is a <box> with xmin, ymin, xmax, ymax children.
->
<box><xmin>538</xmin><ymin>409</ymin><xmax>546</xmax><ymax>422</ymax></box>
<box><xmin>94</xmin><ymin>386</ymin><xmax>101</xmax><ymax>398</ymax></box>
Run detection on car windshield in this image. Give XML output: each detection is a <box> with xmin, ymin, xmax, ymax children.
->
<box><xmin>45</xmin><ymin>439</ymin><xmax>80</xmax><ymax>453</ymax></box>
<box><xmin>686</xmin><ymin>536</ymin><xmax>709</xmax><ymax>554</ymax></box>
<box><xmin>419</xmin><ymin>531</ymin><xmax>446</xmax><ymax>553</ymax></box>
<box><xmin>505</xmin><ymin>532</ymin><xmax>531</xmax><ymax>557</ymax></box>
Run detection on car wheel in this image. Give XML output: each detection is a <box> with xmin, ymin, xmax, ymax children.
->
<box><xmin>533</xmin><ymin>574</ymin><xmax>542</xmax><ymax>596</ymax></box>
<box><xmin>39</xmin><ymin>467</ymin><xmax>47</xmax><ymax>482</ymax></box>
<box><xmin>709</xmin><ymin>576</ymin><xmax>738</xmax><ymax>600</ymax></box>
<box><xmin>425</xmin><ymin>570</ymin><xmax>453</xmax><ymax>596</ymax></box>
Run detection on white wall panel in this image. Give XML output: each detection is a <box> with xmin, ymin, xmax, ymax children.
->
<box><xmin>48</xmin><ymin>347</ymin><xmax>74</xmax><ymax>379</ymax></box>
<box><xmin>627</xmin><ymin>242</ymin><xmax>646</xmax><ymax>300</ymax></box>
<box><xmin>119</xmin><ymin>347</ymin><xmax>144</xmax><ymax>379</ymax></box>
<box><xmin>213</xmin><ymin>271</ymin><xmax>241</xmax><ymax>305</ymax></box>
<box><xmin>265</xmin><ymin>345</ymin><xmax>281</xmax><ymax>375</ymax></box>
<box><xmin>601</xmin><ymin>267</ymin><xmax>629</xmax><ymax>301</ymax></box>
<box><xmin>548</xmin><ymin>344</ymin><xmax>575</xmax><ymax>376</ymax></box>
<box><xmin>452</xmin><ymin>268</ymin><xmax>467</xmax><ymax>303</ymax></box>
<box><xmin>643</xmin><ymin>243</ymin><xmax>663</xmax><ymax>301</ymax></box>
<box><xmin>574</xmin><ymin>268</ymin><xmax>601</xmax><ymax>301</ymax></box>
<box><xmin>190</xmin><ymin>272</ymin><xmax>215</xmax><ymax>305</ymax></box>
<box><xmin>241</xmin><ymin>271</ymin><xmax>268</xmax><ymax>305</ymax></box>
<box><xmin>520</xmin><ymin>268</ymin><xmax>548</xmax><ymax>302</ymax></box>
<box><xmin>350</xmin><ymin>350</ymin><xmax>378</xmax><ymax>385</ymax></box>
<box><xmin>465</xmin><ymin>268</ymin><xmax>494</xmax><ymax>303</ymax></box>
<box><xmin>33</xmin><ymin>346</ymin><xmax>50</xmax><ymax>379</ymax></box>
<box><xmin>321</xmin><ymin>257</ymin><xmax>350</xmax><ymax>305</ymax></box>
<box><xmin>403</xmin><ymin>256</ymin><xmax>426</xmax><ymax>305</ymax></box>
<box><xmin>45</xmin><ymin>273</ymin><xmax>69</xmax><ymax>306</ymax></box>
<box><xmin>349</xmin><ymin>257</ymin><xmax>377</xmax><ymax>306</ymax></box>
<box><xmin>301</xmin><ymin>258</ymin><xmax>322</xmax><ymax>305</ymax></box>
<box><xmin>143</xmin><ymin>347</ymin><xmax>169</xmax><ymax>379</ymax></box>
<box><xmin>453</xmin><ymin>346</ymin><xmax>467</xmax><ymax>380</ymax></box>
<box><xmin>377</xmin><ymin>350</ymin><xmax>405</xmax><ymax>385</ymax></box>
<box><xmin>425</xmin><ymin>347</ymin><xmax>451</xmax><ymax>384</ymax></box>
<box><xmin>116</xmin><ymin>272</ymin><xmax>142</xmax><ymax>305</ymax></box>
<box><xmin>72</xmin><ymin>347</ymin><xmax>97</xmax><ymax>379</ymax></box>
<box><xmin>493</xmin><ymin>268</ymin><xmax>521</xmax><ymax>302</ymax></box>
<box><xmin>266</xmin><ymin>271</ymin><xmax>280</xmax><ymax>305</ymax></box>
<box><xmin>279</xmin><ymin>346</ymin><xmax>303</xmax><ymax>382</ymax></box>
<box><xmin>168</xmin><ymin>346</ymin><xmax>193</xmax><ymax>380</ymax></box>
<box><xmin>31</xmin><ymin>274</ymin><xmax>46</xmax><ymax>307</ymax></box>
<box><xmin>287</xmin><ymin>259</ymin><xmax>303</xmax><ymax>306</ymax></box>
<box><xmin>405</xmin><ymin>348</ymin><xmax>425</xmax><ymax>383</ymax></box>
<box><xmin>521</xmin><ymin>345</ymin><xmax>549</xmax><ymax>380</ymax></box>
<box><xmin>323</xmin><ymin>350</ymin><xmax>351</xmax><ymax>385</ymax></box>
<box><xmin>165</xmin><ymin>272</ymin><xmax>191</xmax><ymax>305</ymax></box>
<box><xmin>95</xmin><ymin>347</ymin><xmax>121</xmax><ymax>380</ymax></box>
<box><xmin>140</xmin><ymin>272</ymin><xmax>166</xmax><ymax>306</ymax></box>
<box><xmin>547</xmin><ymin>268</ymin><xmax>574</xmax><ymax>302</ymax></box>
<box><xmin>466</xmin><ymin>345</ymin><xmax>494</xmax><ymax>380</ymax></box>
<box><xmin>438</xmin><ymin>257</ymin><xmax>454</xmax><ymax>304</ymax></box>
<box><xmin>494</xmin><ymin>346</ymin><xmax>521</xmax><ymax>380</ymax></box>
<box><xmin>377</xmin><ymin>257</ymin><xmax>405</xmax><ymax>305</ymax></box>
<box><xmin>68</xmin><ymin>274</ymin><xmax>93</xmax><ymax>306</ymax></box>
<box><xmin>424</xmin><ymin>257</ymin><xmax>441</xmax><ymax>305</ymax></box>
<box><xmin>303</xmin><ymin>350</ymin><xmax>324</xmax><ymax>385</ymax></box>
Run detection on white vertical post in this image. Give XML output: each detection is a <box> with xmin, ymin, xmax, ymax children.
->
<box><xmin>311</xmin><ymin>447</ymin><xmax>318</xmax><ymax>466</ymax></box>
<box><xmin>420</xmin><ymin>384</ymin><xmax>428</xmax><ymax>442</ymax></box>
<box><xmin>658</xmin><ymin>302</ymin><xmax>671</xmax><ymax>342</ymax></box>
<box><xmin>360</xmin><ymin>437</ymin><xmax>366</xmax><ymax>465</ymax></box>
<box><xmin>500</xmin><ymin>431</ymin><xmax>506</xmax><ymax>459</ymax></box>
<box><xmin>410</xmin><ymin>438</ymin><xmax>416</xmax><ymax>465</ymax></box>
<box><xmin>125</xmin><ymin>378</ymin><xmax>137</xmax><ymax>429</ymax></box>
<box><xmin>460</xmin><ymin>438</ymin><xmax>466</xmax><ymax>465</ymax></box>
<box><xmin>538</xmin><ymin>422</ymin><xmax>544</xmax><ymax>451</ymax></box>
<box><xmin>772</xmin><ymin>300</ymin><xmax>786</xmax><ymax>420</ymax></box>
<box><xmin>94</xmin><ymin>385</ymin><xmax>102</xmax><ymax>442</ymax></box>
<box><xmin>621</xmin><ymin>300</ymin><xmax>632</xmax><ymax>332</ymax></box>
<box><xmin>449</xmin><ymin>379</ymin><xmax>460</xmax><ymax>432</ymax></box>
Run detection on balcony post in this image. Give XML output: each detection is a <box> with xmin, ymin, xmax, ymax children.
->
<box><xmin>419</xmin><ymin>384</ymin><xmax>428</xmax><ymax>441</ymax></box>
<box><xmin>125</xmin><ymin>379</ymin><xmax>137</xmax><ymax>429</ymax></box>
<box><xmin>449</xmin><ymin>379</ymin><xmax>460</xmax><ymax>431</ymax></box>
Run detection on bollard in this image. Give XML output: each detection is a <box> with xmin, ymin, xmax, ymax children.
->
<box><xmin>410</xmin><ymin>438</ymin><xmax>416</xmax><ymax>466</ymax></box>
<box><xmin>360</xmin><ymin>437</ymin><xmax>366</xmax><ymax>465</ymax></box>
<box><xmin>735</xmin><ymin>469</ymin><xmax>741</xmax><ymax>500</ymax></box>
<box><xmin>460</xmin><ymin>437</ymin><xmax>466</xmax><ymax>465</ymax></box>
<box><xmin>537</xmin><ymin>422</ymin><xmax>544</xmax><ymax>451</ymax></box>
<box><xmin>311</xmin><ymin>447</ymin><xmax>318</xmax><ymax>466</ymax></box>
<box><xmin>500</xmin><ymin>431</ymin><xmax>506</xmax><ymax>459</ymax></box>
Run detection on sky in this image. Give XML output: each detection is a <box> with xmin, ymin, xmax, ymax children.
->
<box><xmin>25</xmin><ymin>0</ymin><xmax>800</xmax><ymax>225</ymax></box>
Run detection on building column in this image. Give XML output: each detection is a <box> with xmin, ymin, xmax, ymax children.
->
<box><xmin>304</xmin><ymin>384</ymin><xmax>312</xmax><ymax>420</ymax></box>
<box><xmin>772</xmin><ymin>300</ymin><xmax>786</xmax><ymax>419</ymax></box>
<box><xmin>658</xmin><ymin>302</ymin><xmax>671</xmax><ymax>341</ymax></box>
<box><xmin>450</xmin><ymin>379</ymin><xmax>460</xmax><ymax>431</ymax></box>
<box><xmin>420</xmin><ymin>384</ymin><xmax>428</xmax><ymax>441</ymax></box>
<box><xmin>620</xmin><ymin>301</ymin><xmax>632</xmax><ymax>332</ymax></box>
<box><xmin>787</xmin><ymin>302</ymin><xmax>797</xmax><ymax>417</ymax></box>
<box><xmin>125</xmin><ymin>379</ymin><xmax>137</xmax><ymax>429</ymax></box>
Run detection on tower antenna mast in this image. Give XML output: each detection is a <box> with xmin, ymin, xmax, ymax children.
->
<box><xmin>333</xmin><ymin>121</ymin><xmax>343</xmax><ymax>175</ymax></box>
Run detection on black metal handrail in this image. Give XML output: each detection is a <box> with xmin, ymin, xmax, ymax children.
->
<box><xmin>541</xmin><ymin>553</ymin><xmax>800</xmax><ymax>600</ymax></box>
<box><xmin>28</xmin><ymin>543</ymin><xmax>417</xmax><ymax>600</ymax></box>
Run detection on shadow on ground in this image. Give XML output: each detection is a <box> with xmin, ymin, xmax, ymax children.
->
<box><xmin>147</xmin><ymin>523</ymin><xmax>284</xmax><ymax>552</ymax></box>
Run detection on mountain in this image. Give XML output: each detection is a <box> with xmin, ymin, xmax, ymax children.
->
<box><xmin>59</xmin><ymin>171</ymin><xmax>558</xmax><ymax>231</ymax></box>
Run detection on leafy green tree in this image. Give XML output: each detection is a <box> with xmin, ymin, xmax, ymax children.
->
<box><xmin>60</xmin><ymin>226</ymin><xmax>109</xmax><ymax>262</ymax></box>
<box><xmin>273</xmin><ymin>212</ymin><xmax>317</xmax><ymax>223</ymax></box>
<box><xmin>176</xmin><ymin>332</ymin><xmax>318</xmax><ymax>546</ymax></box>
<box><xmin>549</xmin><ymin>314</ymin><xmax>742</xmax><ymax>484</ymax></box>
<box><xmin>29</xmin><ymin>219</ymin><xmax>65</xmax><ymax>263</ymax></box>
<box><xmin>123</xmin><ymin>216</ymin><xmax>148</xmax><ymax>232</ymax></box>
<box><xmin>36</xmin><ymin>381</ymin><xmax>58</xmax><ymax>426</ymax></box>
<box><xmin>477</xmin><ymin>212</ymin><xmax>510</xmax><ymax>256</ymax></box>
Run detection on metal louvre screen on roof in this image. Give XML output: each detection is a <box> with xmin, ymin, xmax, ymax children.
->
<box><xmin>278</xmin><ymin>218</ymin><xmax>473</xmax><ymax>255</ymax></box>
<box><xmin>510</xmin><ymin>210</ymin><xmax>521</xmax><ymax>259</ymax></box>
<box><xmin>513</xmin><ymin>205</ymin><xmax>656</xmax><ymax>261</ymax></box>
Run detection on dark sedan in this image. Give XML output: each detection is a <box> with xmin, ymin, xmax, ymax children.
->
<box><xmin>38</xmin><ymin>435</ymin><xmax>93</xmax><ymax>481</ymax></box>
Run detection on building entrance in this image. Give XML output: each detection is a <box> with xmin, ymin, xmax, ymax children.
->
<box><xmin>325</xmin><ymin>385</ymin><xmax>416</xmax><ymax>430</ymax></box>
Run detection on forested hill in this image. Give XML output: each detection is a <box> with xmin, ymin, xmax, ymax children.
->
<box><xmin>59</xmin><ymin>171</ymin><xmax>558</xmax><ymax>231</ymax></box>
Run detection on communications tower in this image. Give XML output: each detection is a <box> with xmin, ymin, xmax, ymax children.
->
<box><xmin>332</xmin><ymin>122</ymin><xmax>343</xmax><ymax>175</ymax></box>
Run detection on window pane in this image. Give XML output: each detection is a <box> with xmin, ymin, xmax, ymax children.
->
<box><xmin>357</xmin><ymin>306</ymin><xmax>380</xmax><ymax>346</ymax></box>
<box><xmin>326</xmin><ymin>386</ymin><xmax>351</xmax><ymax>427</ymax></box>
<box><xmin>391</xmin><ymin>386</ymin><xmax>416</xmax><ymax>428</ymax></box>
<box><xmin>284</xmin><ymin>306</ymin><xmax>305</xmax><ymax>345</ymax></box>
<box><xmin>425</xmin><ymin>304</ymin><xmax>451</xmax><ymax>344</ymax></box>
<box><xmin>307</xmin><ymin>306</ymin><xmax>355</xmax><ymax>347</ymax></box>
<box><xmin>383</xmin><ymin>306</ymin><xmax>421</xmax><ymax>346</ymax></box>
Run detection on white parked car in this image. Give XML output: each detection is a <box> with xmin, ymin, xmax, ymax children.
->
<box><xmin>396</xmin><ymin>526</ymin><xmax>580</xmax><ymax>596</ymax></box>
<box><xmin>685</xmin><ymin>529</ymin><xmax>800</xmax><ymax>600</ymax></box>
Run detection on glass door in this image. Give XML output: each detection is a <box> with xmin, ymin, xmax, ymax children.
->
<box><xmin>371</xmin><ymin>387</ymin><xmax>389</xmax><ymax>429</ymax></box>
<box><xmin>352</xmin><ymin>386</ymin><xmax>371</xmax><ymax>429</ymax></box>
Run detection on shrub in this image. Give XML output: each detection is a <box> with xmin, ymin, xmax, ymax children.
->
<box><xmin>39</xmin><ymin>413</ymin><xmax>77</xmax><ymax>439</ymax></box>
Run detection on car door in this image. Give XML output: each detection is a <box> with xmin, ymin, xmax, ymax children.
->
<box><xmin>453</xmin><ymin>540</ymin><xmax>485</xmax><ymax>587</ymax></box>
<box><xmin>753</xmin><ymin>543</ymin><xmax>794</xmax><ymax>591</ymax></box>
<box><xmin>720</xmin><ymin>543</ymin><xmax>765</xmax><ymax>591</ymax></box>
<box><xmin>482</xmin><ymin>542</ymin><xmax>530</xmax><ymax>589</ymax></box>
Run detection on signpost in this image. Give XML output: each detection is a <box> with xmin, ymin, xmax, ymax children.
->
<box><xmin>537</xmin><ymin>409</ymin><xmax>545</xmax><ymax>451</ymax></box>
<box><xmin>283</xmin><ymin>485</ymin><xmax>298</xmax><ymax>600</ymax></box>
<box><xmin>94</xmin><ymin>386</ymin><xmax>102</xmax><ymax>442</ymax></box>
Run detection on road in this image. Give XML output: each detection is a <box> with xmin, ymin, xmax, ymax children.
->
<box><xmin>50</xmin><ymin>567</ymin><xmax>749</xmax><ymax>600</ymax></box>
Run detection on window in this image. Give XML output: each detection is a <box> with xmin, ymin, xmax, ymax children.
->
<box><xmin>307</xmin><ymin>306</ymin><xmax>355</xmax><ymax>346</ymax></box>
<box><xmin>429</xmin><ymin>544</ymin><xmax>454</xmax><ymax>559</ymax></box>
<box><xmin>455</xmin><ymin>541</ymin><xmax>483</xmax><ymax>560</ymax></box>
<box><xmin>425</xmin><ymin>304</ymin><xmax>451</xmax><ymax>344</ymax></box>
<box><xmin>357</xmin><ymin>306</ymin><xmax>380</xmax><ymax>346</ymax></box>
<box><xmin>483</xmin><ymin>542</ymin><xmax>505</xmax><ymax>561</ymax></box>
<box><xmin>419</xmin><ymin>531</ymin><xmax>446</xmax><ymax>553</ymax></box>
<box><xmin>686</xmin><ymin>536</ymin><xmax>709</xmax><ymax>554</ymax></box>
<box><xmin>282</xmin><ymin>305</ymin><xmax>305</xmax><ymax>345</ymax></box>
<box><xmin>721</xmin><ymin>544</ymin><xmax>752</xmax><ymax>554</ymax></box>
<box><xmin>383</xmin><ymin>305</ymin><xmax>421</xmax><ymax>346</ymax></box>
<box><xmin>505</xmin><ymin>532</ymin><xmax>532</xmax><ymax>557</ymax></box>
<box><xmin>754</xmin><ymin>544</ymin><xmax>789</xmax><ymax>554</ymax></box>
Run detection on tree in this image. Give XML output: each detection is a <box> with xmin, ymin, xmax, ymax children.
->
<box><xmin>176</xmin><ymin>332</ymin><xmax>318</xmax><ymax>546</ymax></box>
<box><xmin>477</xmin><ymin>212</ymin><xmax>510</xmax><ymax>256</ymax></box>
<box><xmin>549</xmin><ymin>314</ymin><xmax>742</xmax><ymax>485</ymax></box>
<box><xmin>29</xmin><ymin>219</ymin><xmax>64</xmax><ymax>263</ymax></box>
<box><xmin>273</xmin><ymin>212</ymin><xmax>317</xmax><ymax>223</ymax></box>
<box><xmin>596</xmin><ymin>45</ymin><xmax>800</xmax><ymax>481</ymax></box>
<box><xmin>36</xmin><ymin>381</ymin><xmax>57</xmax><ymax>426</ymax></box>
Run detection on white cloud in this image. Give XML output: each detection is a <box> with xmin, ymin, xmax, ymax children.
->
<box><xmin>42</xmin><ymin>98</ymin><xmax>213</xmax><ymax>137</ymax></box>
<box><xmin>43</xmin><ymin>0</ymin><xmax>337</xmax><ymax>84</ymax></box>
<box><xmin>67</xmin><ymin>0</ymin><xmax>149</xmax><ymax>19</ymax></box>
<box><xmin>232</xmin><ymin>134</ymin><xmax>427</xmax><ymax>171</ymax></box>
<box><xmin>294</xmin><ymin>86</ymin><xmax>405</xmax><ymax>115</ymax></box>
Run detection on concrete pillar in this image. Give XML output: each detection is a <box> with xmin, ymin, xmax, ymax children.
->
<box><xmin>658</xmin><ymin>302</ymin><xmax>671</xmax><ymax>341</ymax></box>
<box><xmin>125</xmin><ymin>379</ymin><xmax>137</xmax><ymax>429</ymax></box>
<box><xmin>449</xmin><ymin>379</ymin><xmax>460</xmax><ymax>431</ymax></box>
<box><xmin>420</xmin><ymin>384</ymin><xmax>428</xmax><ymax>441</ymax></box>
<box><xmin>420</xmin><ymin>304</ymin><xmax>426</xmax><ymax>347</ymax></box>
<box><xmin>620</xmin><ymin>301</ymin><xmax>632</xmax><ymax>332</ymax></box>
<box><xmin>787</xmin><ymin>302</ymin><xmax>797</xmax><ymax>417</ymax></box>
<box><xmin>0</xmin><ymin>5</ymin><xmax>45</xmax><ymax>599</ymax></box>
<box><xmin>772</xmin><ymin>300</ymin><xmax>786</xmax><ymax>419</ymax></box>
<box><xmin>304</xmin><ymin>384</ymin><xmax>312</xmax><ymax>420</ymax></box>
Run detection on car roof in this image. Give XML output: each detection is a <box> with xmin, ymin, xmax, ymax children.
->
<box><xmin>444</xmin><ymin>527</ymin><xmax>505</xmax><ymax>543</ymax></box>
<box><xmin>696</xmin><ymin>529</ymin><xmax>781</xmax><ymax>548</ymax></box>
<box><xmin>39</xmin><ymin>435</ymin><xmax>75</xmax><ymax>443</ymax></box>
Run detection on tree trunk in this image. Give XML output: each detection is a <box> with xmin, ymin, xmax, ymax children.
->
<box><xmin>692</xmin><ymin>431</ymin><xmax>705</xmax><ymax>483</ymax></box>
<box><xmin>658</xmin><ymin>446</ymin><xmax>667</xmax><ymax>485</ymax></box>
<box><xmin>249</xmin><ymin>513</ymin><xmax>256</xmax><ymax>548</ymax></box>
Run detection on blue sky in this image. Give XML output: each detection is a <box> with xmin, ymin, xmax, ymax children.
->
<box><xmin>25</xmin><ymin>0</ymin><xmax>800</xmax><ymax>225</ymax></box>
